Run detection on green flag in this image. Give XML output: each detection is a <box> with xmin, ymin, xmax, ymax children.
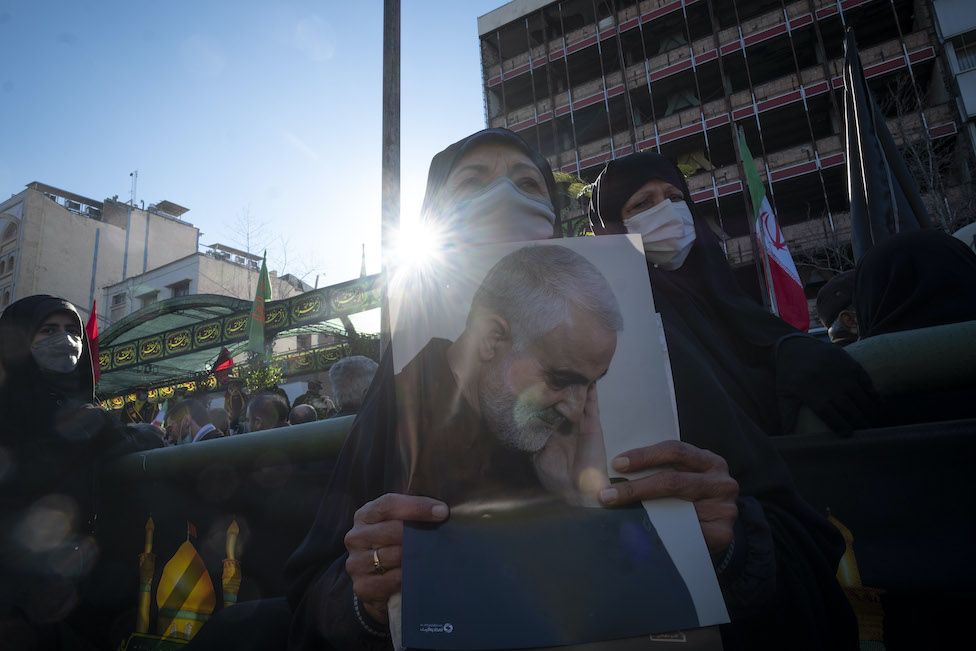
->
<box><xmin>737</xmin><ymin>126</ymin><xmax>765</xmax><ymax>221</ymax></box>
<box><xmin>247</xmin><ymin>252</ymin><xmax>272</xmax><ymax>355</ymax></box>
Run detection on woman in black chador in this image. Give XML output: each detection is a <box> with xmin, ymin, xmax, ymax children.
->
<box><xmin>0</xmin><ymin>295</ymin><xmax>159</xmax><ymax>650</ymax></box>
<box><xmin>282</xmin><ymin>132</ymin><xmax>851</xmax><ymax>651</ymax></box>
<box><xmin>588</xmin><ymin>152</ymin><xmax>861</xmax><ymax>649</ymax></box>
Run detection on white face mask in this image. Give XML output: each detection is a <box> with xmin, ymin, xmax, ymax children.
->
<box><xmin>447</xmin><ymin>177</ymin><xmax>555</xmax><ymax>245</ymax></box>
<box><xmin>624</xmin><ymin>199</ymin><xmax>697</xmax><ymax>270</ymax></box>
<box><xmin>31</xmin><ymin>332</ymin><xmax>83</xmax><ymax>374</ymax></box>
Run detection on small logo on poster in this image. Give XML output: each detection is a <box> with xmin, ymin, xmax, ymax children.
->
<box><xmin>420</xmin><ymin>623</ymin><xmax>454</xmax><ymax>634</ymax></box>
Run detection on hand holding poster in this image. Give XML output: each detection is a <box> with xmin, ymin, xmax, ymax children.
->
<box><xmin>388</xmin><ymin>235</ymin><xmax>728</xmax><ymax>650</ymax></box>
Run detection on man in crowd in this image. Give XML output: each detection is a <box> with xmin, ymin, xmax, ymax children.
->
<box><xmin>122</xmin><ymin>387</ymin><xmax>159</xmax><ymax>424</ymax></box>
<box><xmin>169</xmin><ymin>398</ymin><xmax>220</xmax><ymax>443</ymax></box>
<box><xmin>247</xmin><ymin>391</ymin><xmax>290</xmax><ymax>432</ymax></box>
<box><xmin>293</xmin><ymin>379</ymin><xmax>334</xmax><ymax>417</ymax></box>
<box><xmin>289</xmin><ymin>403</ymin><xmax>318</xmax><ymax>425</ymax></box>
<box><xmin>329</xmin><ymin>355</ymin><xmax>379</xmax><ymax>417</ymax></box>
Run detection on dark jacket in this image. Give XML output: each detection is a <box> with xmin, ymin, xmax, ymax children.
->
<box><xmin>0</xmin><ymin>295</ymin><xmax>161</xmax><ymax>649</ymax></box>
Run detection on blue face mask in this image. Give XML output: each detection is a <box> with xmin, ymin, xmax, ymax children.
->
<box><xmin>446</xmin><ymin>178</ymin><xmax>556</xmax><ymax>245</ymax></box>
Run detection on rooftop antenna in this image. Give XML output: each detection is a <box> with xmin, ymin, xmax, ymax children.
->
<box><xmin>122</xmin><ymin>170</ymin><xmax>138</xmax><ymax>280</ymax></box>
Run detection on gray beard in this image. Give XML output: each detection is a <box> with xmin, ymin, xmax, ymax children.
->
<box><xmin>479</xmin><ymin>355</ymin><xmax>553</xmax><ymax>453</ymax></box>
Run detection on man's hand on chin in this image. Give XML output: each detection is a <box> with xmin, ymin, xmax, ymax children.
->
<box><xmin>533</xmin><ymin>385</ymin><xmax>610</xmax><ymax>507</ymax></box>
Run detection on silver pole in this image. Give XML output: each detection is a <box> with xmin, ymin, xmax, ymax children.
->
<box><xmin>380</xmin><ymin>0</ymin><xmax>400</xmax><ymax>352</ymax></box>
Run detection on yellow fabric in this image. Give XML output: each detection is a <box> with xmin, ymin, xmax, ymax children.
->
<box><xmin>156</xmin><ymin>540</ymin><xmax>216</xmax><ymax>639</ymax></box>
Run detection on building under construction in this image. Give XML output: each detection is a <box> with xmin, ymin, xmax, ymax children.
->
<box><xmin>478</xmin><ymin>0</ymin><xmax>975</xmax><ymax>314</ymax></box>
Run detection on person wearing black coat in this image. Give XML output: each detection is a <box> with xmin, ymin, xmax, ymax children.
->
<box><xmin>281</xmin><ymin>134</ymin><xmax>855</xmax><ymax>651</ymax></box>
<box><xmin>586</xmin><ymin>152</ymin><xmax>862</xmax><ymax>648</ymax></box>
<box><xmin>0</xmin><ymin>294</ymin><xmax>161</xmax><ymax>650</ymax></box>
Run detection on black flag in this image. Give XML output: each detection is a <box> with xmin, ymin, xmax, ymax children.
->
<box><xmin>843</xmin><ymin>28</ymin><xmax>931</xmax><ymax>260</ymax></box>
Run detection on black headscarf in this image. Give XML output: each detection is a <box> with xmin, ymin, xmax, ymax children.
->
<box><xmin>286</xmin><ymin>148</ymin><xmax>857</xmax><ymax>649</ymax></box>
<box><xmin>590</xmin><ymin>152</ymin><xmax>797</xmax><ymax>433</ymax></box>
<box><xmin>855</xmin><ymin>229</ymin><xmax>976</xmax><ymax>338</ymax></box>
<box><xmin>286</xmin><ymin>130</ymin><xmax>566</xmax><ymax>649</ymax></box>
<box><xmin>418</xmin><ymin>127</ymin><xmax>561</xmax><ymax>232</ymax></box>
<box><xmin>0</xmin><ymin>296</ymin><xmax>137</xmax><ymax>645</ymax></box>
<box><xmin>588</xmin><ymin>153</ymin><xmax>858</xmax><ymax>647</ymax></box>
<box><xmin>0</xmin><ymin>295</ymin><xmax>95</xmax><ymax>435</ymax></box>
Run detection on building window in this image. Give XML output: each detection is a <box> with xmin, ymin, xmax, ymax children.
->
<box><xmin>139</xmin><ymin>291</ymin><xmax>159</xmax><ymax>309</ymax></box>
<box><xmin>169</xmin><ymin>280</ymin><xmax>190</xmax><ymax>298</ymax></box>
<box><xmin>112</xmin><ymin>292</ymin><xmax>127</xmax><ymax>306</ymax></box>
<box><xmin>955</xmin><ymin>31</ymin><xmax>976</xmax><ymax>72</ymax></box>
<box><xmin>296</xmin><ymin>334</ymin><xmax>312</xmax><ymax>350</ymax></box>
<box><xmin>2</xmin><ymin>290</ymin><xmax>9</xmax><ymax>307</ymax></box>
<box><xmin>1</xmin><ymin>223</ymin><xmax>16</xmax><ymax>243</ymax></box>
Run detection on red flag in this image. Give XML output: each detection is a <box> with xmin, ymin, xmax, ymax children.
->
<box><xmin>213</xmin><ymin>347</ymin><xmax>234</xmax><ymax>373</ymax></box>
<box><xmin>85</xmin><ymin>300</ymin><xmax>100</xmax><ymax>384</ymax></box>
<box><xmin>755</xmin><ymin>201</ymin><xmax>810</xmax><ymax>331</ymax></box>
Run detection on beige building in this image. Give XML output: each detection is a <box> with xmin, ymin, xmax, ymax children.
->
<box><xmin>0</xmin><ymin>182</ymin><xmax>199</xmax><ymax>322</ymax></box>
<box><xmin>102</xmin><ymin>243</ymin><xmax>311</xmax><ymax>325</ymax></box>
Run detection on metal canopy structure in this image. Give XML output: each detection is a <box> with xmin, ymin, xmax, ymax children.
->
<box><xmin>96</xmin><ymin>273</ymin><xmax>383</xmax><ymax>396</ymax></box>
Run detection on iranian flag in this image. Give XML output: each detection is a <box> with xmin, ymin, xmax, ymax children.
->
<box><xmin>737</xmin><ymin>128</ymin><xmax>810</xmax><ymax>331</ymax></box>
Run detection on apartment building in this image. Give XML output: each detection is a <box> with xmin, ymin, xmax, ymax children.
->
<box><xmin>0</xmin><ymin>182</ymin><xmax>199</xmax><ymax>319</ymax></box>
<box><xmin>479</xmin><ymin>0</ymin><xmax>974</xmax><ymax>302</ymax></box>
<box><xmin>102</xmin><ymin>243</ymin><xmax>311</xmax><ymax>325</ymax></box>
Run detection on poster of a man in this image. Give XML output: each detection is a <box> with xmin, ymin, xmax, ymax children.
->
<box><xmin>388</xmin><ymin>237</ymin><xmax>728</xmax><ymax>649</ymax></box>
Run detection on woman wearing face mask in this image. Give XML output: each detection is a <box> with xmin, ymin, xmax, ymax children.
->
<box><xmin>271</xmin><ymin>129</ymin><xmax>562</xmax><ymax>650</ymax></box>
<box><xmin>588</xmin><ymin>153</ymin><xmax>860</xmax><ymax>649</ymax></box>
<box><xmin>0</xmin><ymin>295</ymin><xmax>160</xmax><ymax>649</ymax></box>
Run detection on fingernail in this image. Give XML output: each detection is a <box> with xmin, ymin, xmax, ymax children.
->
<box><xmin>611</xmin><ymin>456</ymin><xmax>629</xmax><ymax>472</ymax></box>
<box><xmin>431</xmin><ymin>504</ymin><xmax>449</xmax><ymax>519</ymax></box>
<box><xmin>599</xmin><ymin>488</ymin><xmax>618</xmax><ymax>504</ymax></box>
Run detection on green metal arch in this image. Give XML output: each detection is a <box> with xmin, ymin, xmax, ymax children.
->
<box><xmin>100</xmin><ymin>294</ymin><xmax>252</xmax><ymax>347</ymax></box>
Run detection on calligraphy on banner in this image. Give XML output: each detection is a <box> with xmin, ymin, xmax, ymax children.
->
<box><xmin>98</xmin><ymin>274</ymin><xmax>383</xmax><ymax>374</ymax></box>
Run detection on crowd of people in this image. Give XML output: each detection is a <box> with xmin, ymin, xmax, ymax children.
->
<box><xmin>122</xmin><ymin>356</ymin><xmax>381</xmax><ymax>446</ymax></box>
<box><xmin>1</xmin><ymin>126</ymin><xmax>974</xmax><ymax>651</ymax></box>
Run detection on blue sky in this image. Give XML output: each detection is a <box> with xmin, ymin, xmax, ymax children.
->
<box><xmin>0</xmin><ymin>0</ymin><xmax>503</xmax><ymax>287</ymax></box>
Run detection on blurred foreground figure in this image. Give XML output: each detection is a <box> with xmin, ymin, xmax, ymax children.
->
<box><xmin>817</xmin><ymin>271</ymin><xmax>858</xmax><ymax>346</ymax></box>
<box><xmin>328</xmin><ymin>356</ymin><xmax>379</xmax><ymax>417</ymax></box>
<box><xmin>854</xmin><ymin>229</ymin><xmax>976</xmax><ymax>339</ymax></box>
<box><xmin>853</xmin><ymin>229</ymin><xmax>976</xmax><ymax>426</ymax></box>
<box><xmin>0</xmin><ymin>295</ymin><xmax>160</xmax><ymax>650</ymax></box>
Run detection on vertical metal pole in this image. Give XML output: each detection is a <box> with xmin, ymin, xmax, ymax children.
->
<box><xmin>89</xmin><ymin>229</ymin><xmax>101</xmax><ymax>308</ymax></box>
<box><xmin>142</xmin><ymin>211</ymin><xmax>150</xmax><ymax>273</ymax></box>
<box><xmin>122</xmin><ymin>171</ymin><xmax>137</xmax><ymax>280</ymax></box>
<box><xmin>380</xmin><ymin>0</ymin><xmax>400</xmax><ymax>352</ymax></box>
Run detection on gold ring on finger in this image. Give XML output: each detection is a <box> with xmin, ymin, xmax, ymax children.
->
<box><xmin>371</xmin><ymin>547</ymin><xmax>386</xmax><ymax>575</ymax></box>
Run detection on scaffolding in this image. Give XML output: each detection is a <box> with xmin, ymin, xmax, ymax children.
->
<box><xmin>479</xmin><ymin>0</ymin><xmax>969</xmax><ymax>302</ymax></box>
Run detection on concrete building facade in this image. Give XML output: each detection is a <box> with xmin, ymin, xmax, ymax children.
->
<box><xmin>478</xmin><ymin>0</ymin><xmax>976</xmax><ymax>308</ymax></box>
<box><xmin>0</xmin><ymin>182</ymin><xmax>199</xmax><ymax>321</ymax></box>
<box><xmin>102</xmin><ymin>243</ymin><xmax>311</xmax><ymax>325</ymax></box>
<box><xmin>932</xmin><ymin>0</ymin><xmax>976</xmax><ymax>153</ymax></box>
